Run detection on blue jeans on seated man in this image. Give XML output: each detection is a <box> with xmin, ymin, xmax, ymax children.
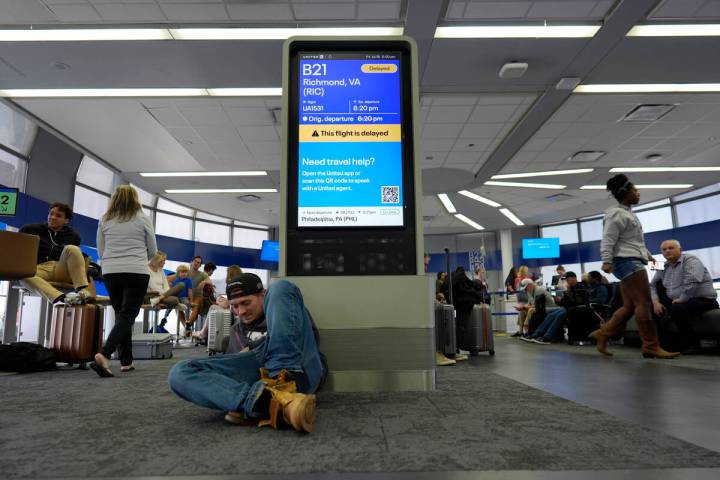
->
<box><xmin>530</xmin><ymin>308</ymin><xmax>567</xmax><ymax>342</ymax></box>
<box><xmin>167</xmin><ymin>280</ymin><xmax>325</xmax><ymax>418</ymax></box>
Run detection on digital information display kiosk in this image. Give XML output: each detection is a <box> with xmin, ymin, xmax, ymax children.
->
<box><xmin>283</xmin><ymin>39</ymin><xmax>420</xmax><ymax>276</ymax></box>
<box><xmin>280</xmin><ymin>38</ymin><xmax>434</xmax><ymax>392</ymax></box>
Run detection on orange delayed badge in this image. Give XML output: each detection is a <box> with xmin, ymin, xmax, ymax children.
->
<box><xmin>361</xmin><ymin>64</ymin><xmax>398</xmax><ymax>74</ymax></box>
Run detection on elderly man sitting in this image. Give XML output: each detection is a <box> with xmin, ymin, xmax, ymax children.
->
<box><xmin>651</xmin><ymin>239</ymin><xmax>719</xmax><ymax>353</ymax></box>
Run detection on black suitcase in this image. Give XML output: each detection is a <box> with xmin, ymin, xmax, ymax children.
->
<box><xmin>567</xmin><ymin>307</ymin><xmax>601</xmax><ymax>345</ymax></box>
<box><xmin>457</xmin><ymin>304</ymin><xmax>495</xmax><ymax>356</ymax></box>
<box><xmin>434</xmin><ymin>302</ymin><xmax>457</xmax><ymax>358</ymax></box>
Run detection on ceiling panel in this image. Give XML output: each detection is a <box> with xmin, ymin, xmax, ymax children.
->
<box><xmin>444</xmin><ymin>0</ymin><xmax>613</xmax><ymax>21</ymax></box>
<box><xmin>649</xmin><ymin>0</ymin><xmax>720</xmax><ymax>19</ymax></box>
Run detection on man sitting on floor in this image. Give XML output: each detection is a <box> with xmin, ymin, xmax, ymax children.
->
<box><xmin>19</xmin><ymin>202</ymin><xmax>93</xmax><ymax>304</ymax></box>
<box><xmin>522</xmin><ymin>272</ymin><xmax>590</xmax><ymax>344</ymax></box>
<box><xmin>651</xmin><ymin>239</ymin><xmax>719</xmax><ymax>353</ymax></box>
<box><xmin>168</xmin><ymin>274</ymin><xmax>327</xmax><ymax>433</ymax></box>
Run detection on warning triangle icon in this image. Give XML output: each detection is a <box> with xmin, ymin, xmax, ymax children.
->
<box><xmin>312</xmin><ymin>130</ymin><xmax>319</xmax><ymax>137</ymax></box>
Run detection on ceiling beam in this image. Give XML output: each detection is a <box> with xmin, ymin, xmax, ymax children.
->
<box><xmin>469</xmin><ymin>0</ymin><xmax>663</xmax><ymax>188</ymax></box>
<box><xmin>403</xmin><ymin>0</ymin><xmax>446</xmax><ymax>80</ymax></box>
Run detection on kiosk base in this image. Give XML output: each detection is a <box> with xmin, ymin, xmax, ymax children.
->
<box><xmin>286</xmin><ymin>275</ymin><xmax>436</xmax><ymax>392</ymax></box>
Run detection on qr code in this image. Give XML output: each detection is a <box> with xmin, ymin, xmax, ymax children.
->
<box><xmin>381</xmin><ymin>186</ymin><xmax>399</xmax><ymax>204</ymax></box>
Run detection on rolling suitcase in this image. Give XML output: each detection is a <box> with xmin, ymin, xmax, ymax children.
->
<box><xmin>48</xmin><ymin>304</ymin><xmax>105</xmax><ymax>368</ymax></box>
<box><xmin>458</xmin><ymin>304</ymin><xmax>495</xmax><ymax>356</ymax></box>
<box><xmin>434</xmin><ymin>301</ymin><xmax>457</xmax><ymax>358</ymax></box>
<box><xmin>132</xmin><ymin>333</ymin><xmax>173</xmax><ymax>359</ymax></box>
<box><xmin>207</xmin><ymin>308</ymin><xmax>232</xmax><ymax>355</ymax></box>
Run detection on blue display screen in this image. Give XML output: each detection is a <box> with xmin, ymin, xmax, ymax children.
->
<box><xmin>260</xmin><ymin>240</ymin><xmax>280</xmax><ymax>262</ymax></box>
<box><xmin>522</xmin><ymin>238</ymin><xmax>560</xmax><ymax>259</ymax></box>
<box><xmin>297</xmin><ymin>52</ymin><xmax>403</xmax><ymax>228</ymax></box>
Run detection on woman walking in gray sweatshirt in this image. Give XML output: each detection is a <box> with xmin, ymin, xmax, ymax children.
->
<box><xmin>590</xmin><ymin>174</ymin><xmax>679</xmax><ymax>359</ymax></box>
<box><xmin>91</xmin><ymin>185</ymin><xmax>157</xmax><ymax>377</ymax></box>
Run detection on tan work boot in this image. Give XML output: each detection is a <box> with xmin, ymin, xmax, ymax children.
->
<box><xmin>637</xmin><ymin>319</ymin><xmax>680</xmax><ymax>359</ymax></box>
<box><xmin>258</xmin><ymin>386</ymin><xmax>316</xmax><ymax>433</ymax></box>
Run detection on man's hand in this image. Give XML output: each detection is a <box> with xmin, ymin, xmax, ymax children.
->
<box><xmin>653</xmin><ymin>300</ymin><xmax>666</xmax><ymax>316</ymax></box>
<box><xmin>601</xmin><ymin>262</ymin><xmax>613</xmax><ymax>274</ymax></box>
<box><xmin>672</xmin><ymin>298</ymin><xmax>685</xmax><ymax>304</ymax></box>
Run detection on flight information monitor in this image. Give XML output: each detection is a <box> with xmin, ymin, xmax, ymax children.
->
<box><xmin>285</xmin><ymin>39</ymin><xmax>418</xmax><ymax>276</ymax></box>
<box><xmin>297</xmin><ymin>52</ymin><xmax>403</xmax><ymax>228</ymax></box>
<box><xmin>522</xmin><ymin>238</ymin><xmax>560</xmax><ymax>259</ymax></box>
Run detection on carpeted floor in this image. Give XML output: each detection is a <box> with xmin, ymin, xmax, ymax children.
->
<box><xmin>2</xmin><ymin>346</ymin><xmax>720</xmax><ymax>478</ymax></box>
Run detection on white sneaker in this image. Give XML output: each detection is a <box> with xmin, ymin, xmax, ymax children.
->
<box><xmin>64</xmin><ymin>292</ymin><xmax>82</xmax><ymax>305</ymax></box>
<box><xmin>150</xmin><ymin>296</ymin><xmax>161</xmax><ymax>308</ymax></box>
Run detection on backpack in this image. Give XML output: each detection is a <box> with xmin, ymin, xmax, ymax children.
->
<box><xmin>0</xmin><ymin>342</ymin><xmax>57</xmax><ymax>373</ymax></box>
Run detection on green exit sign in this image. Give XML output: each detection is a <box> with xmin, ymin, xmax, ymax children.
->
<box><xmin>0</xmin><ymin>187</ymin><xmax>18</xmax><ymax>216</ymax></box>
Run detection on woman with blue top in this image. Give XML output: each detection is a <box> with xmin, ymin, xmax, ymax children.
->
<box><xmin>589</xmin><ymin>174</ymin><xmax>679</xmax><ymax>359</ymax></box>
<box><xmin>91</xmin><ymin>185</ymin><xmax>158</xmax><ymax>377</ymax></box>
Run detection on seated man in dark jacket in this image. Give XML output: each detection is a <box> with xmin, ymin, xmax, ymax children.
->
<box><xmin>523</xmin><ymin>272</ymin><xmax>588</xmax><ymax>344</ymax></box>
<box><xmin>168</xmin><ymin>274</ymin><xmax>327</xmax><ymax>433</ymax></box>
<box><xmin>19</xmin><ymin>202</ymin><xmax>92</xmax><ymax>304</ymax></box>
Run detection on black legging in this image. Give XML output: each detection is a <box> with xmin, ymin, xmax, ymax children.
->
<box><xmin>102</xmin><ymin>273</ymin><xmax>150</xmax><ymax>366</ymax></box>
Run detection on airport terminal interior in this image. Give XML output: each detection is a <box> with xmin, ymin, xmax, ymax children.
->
<box><xmin>2</xmin><ymin>0</ymin><xmax>720</xmax><ymax>479</ymax></box>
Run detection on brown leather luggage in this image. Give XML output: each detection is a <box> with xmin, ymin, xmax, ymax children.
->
<box><xmin>48</xmin><ymin>304</ymin><xmax>104</xmax><ymax>367</ymax></box>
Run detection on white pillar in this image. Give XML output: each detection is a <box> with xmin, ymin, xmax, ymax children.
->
<box><xmin>499</xmin><ymin>229</ymin><xmax>513</xmax><ymax>279</ymax></box>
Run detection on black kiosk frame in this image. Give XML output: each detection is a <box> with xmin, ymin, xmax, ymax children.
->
<box><xmin>284</xmin><ymin>39</ymin><xmax>418</xmax><ymax>276</ymax></box>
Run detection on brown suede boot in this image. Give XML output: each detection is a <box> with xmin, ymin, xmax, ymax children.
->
<box><xmin>589</xmin><ymin>329</ymin><xmax>612</xmax><ymax>356</ymax></box>
<box><xmin>636</xmin><ymin>318</ymin><xmax>680</xmax><ymax>359</ymax></box>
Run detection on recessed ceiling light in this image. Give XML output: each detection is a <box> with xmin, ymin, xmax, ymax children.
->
<box><xmin>580</xmin><ymin>184</ymin><xmax>693</xmax><ymax>190</ymax></box>
<box><xmin>575</xmin><ymin>84</ymin><xmax>720</xmax><ymax>93</ymax></box>
<box><xmin>458</xmin><ymin>190</ymin><xmax>502</xmax><ymax>207</ymax></box>
<box><xmin>0</xmin><ymin>28</ymin><xmax>172</xmax><ymax>41</ymax></box>
<box><xmin>499</xmin><ymin>208</ymin><xmax>525</xmax><ymax>226</ymax></box>
<box><xmin>171</xmin><ymin>27</ymin><xmax>403</xmax><ymax>40</ymax></box>
<box><xmin>454</xmin><ymin>214</ymin><xmax>484</xmax><ymax>230</ymax></box>
<box><xmin>141</xmin><ymin>171</ymin><xmax>267</xmax><ymax>177</ymax></box>
<box><xmin>610</xmin><ymin>167</ymin><xmax>720</xmax><ymax>173</ymax></box>
<box><xmin>165</xmin><ymin>188</ymin><xmax>277</xmax><ymax>193</ymax></box>
<box><xmin>435</xmin><ymin>25</ymin><xmax>600</xmax><ymax>38</ymax></box>
<box><xmin>0</xmin><ymin>88</ymin><xmax>281</xmax><ymax>98</ymax></box>
<box><xmin>568</xmin><ymin>151</ymin><xmax>605</xmax><ymax>163</ymax></box>
<box><xmin>437</xmin><ymin>193</ymin><xmax>457</xmax><ymax>214</ymax></box>
<box><xmin>484</xmin><ymin>180</ymin><xmax>566</xmax><ymax>189</ymax></box>
<box><xmin>627</xmin><ymin>24</ymin><xmax>720</xmax><ymax>37</ymax></box>
<box><xmin>491</xmin><ymin>168</ymin><xmax>593</xmax><ymax>179</ymax></box>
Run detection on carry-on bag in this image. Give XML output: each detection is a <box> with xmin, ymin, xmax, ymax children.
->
<box><xmin>458</xmin><ymin>303</ymin><xmax>495</xmax><ymax>356</ymax></box>
<box><xmin>48</xmin><ymin>304</ymin><xmax>104</xmax><ymax>368</ymax></box>
<box><xmin>132</xmin><ymin>333</ymin><xmax>173</xmax><ymax>360</ymax></box>
<box><xmin>567</xmin><ymin>307</ymin><xmax>601</xmax><ymax>345</ymax></box>
<box><xmin>207</xmin><ymin>308</ymin><xmax>232</xmax><ymax>355</ymax></box>
<box><xmin>434</xmin><ymin>301</ymin><xmax>457</xmax><ymax>358</ymax></box>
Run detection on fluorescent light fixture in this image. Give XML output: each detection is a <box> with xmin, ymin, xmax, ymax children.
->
<box><xmin>165</xmin><ymin>188</ymin><xmax>277</xmax><ymax>194</ymax></box>
<box><xmin>437</xmin><ymin>193</ymin><xmax>457</xmax><ymax>214</ymax></box>
<box><xmin>0</xmin><ymin>88</ymin><xmax>282</xmax><ymax>98</ymax></box>
<box><xmin>575</xmin><ymin>84</ymin><xmax>720</xmax><ymax>93</ymax></box>
<box><xmin>610</xmin><ymin>167</ymin><xmax>720</xmax><ymax>173</ymax></box>
<box><xmin>484</xmin><ymin>180</ymin><xmax>566</xmax><ymax>189</ymax></box>
<box><xmin>0</xmin><ymin>28</ymin><xmax>172</xmax><ymax>41</ymax></box>
<box><xmin>580</xmin><ymin>184</ymin><xmax>693</xmax><ymax>190</ymax></box>
<box><xmin>171</xmin><ymin>27</ymin><xmax>403</xmax><ymax>40</ymax></box>
<box><xmin>208</xmin><ymin>88</ymin><xmax>282</xmax><ymax>97</ymax></box>
<box><xmin>458</xmin><ymin>190</ymin><xmax>502</xmax><ymax>208</ymax></box>
<box><xmin>141</xmin><ymin>171</ymin><xmax>267</xmax><ymax>177</ymax></box>
<box><xmin>499</xmin><ymin>208</ymin><xmax>525</xmax><ymax>226</ymax></box>
<box><xmin>454</xmin><ymin>214</ymin><xmax>485</xmax><ymax>230</ymax></box>
<box><xmin>491</xmin><ymin>168</ymin><xmax>593</xmax><ymax>179</ymax></box>
<box><xmin>628</xmin><ymin>24</ymin><xmax>720</xmax><ymax>37</ymax></box>
<box><xmin>0</xmin><ymin>88</ymin><xmax>208</xmax><ymax>98</ymax></box>
<box><xmin>435</xmin><ymin>25</ymin><xmax>600</xmax><ymax>38</ymax></box>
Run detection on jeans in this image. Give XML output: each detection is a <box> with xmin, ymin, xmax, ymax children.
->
<box><xmin>612</xmin><ymin>257</ymin><xmax>646</xmax><ymax>281</ymax></box>
<box><xmin>168</xmin><ymin>280</ymin><xmax>325</xmax><ymax>416</ymax></box>
<box><xmin>531</xmin><ymin>308</ymin><xmax>567</xmax><ymax>341</ymax></box>
<box><xmin>102</xmin><ymin>273</ymin><xmax>150</xmax><ymax>366</ymax></box>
